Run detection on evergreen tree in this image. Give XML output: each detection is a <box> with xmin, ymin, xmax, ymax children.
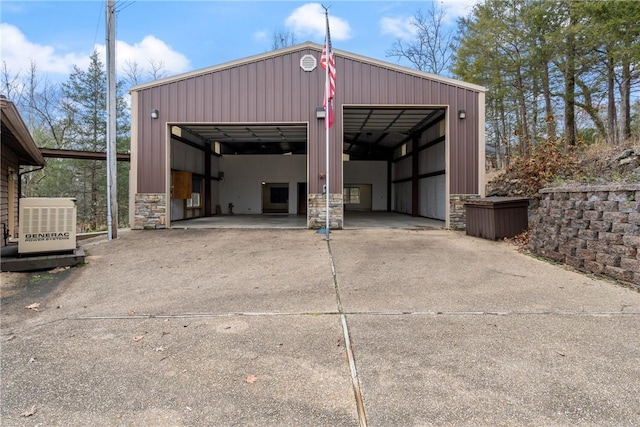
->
<box><xmin>452</xmin><ymin>0</ymin><xmax>640</xmax><ymax>167</ymax></box>
<box><xmin>18</xmin><ymin>51</ymin><xmax>130</xmax><ymax>231</ymax></box>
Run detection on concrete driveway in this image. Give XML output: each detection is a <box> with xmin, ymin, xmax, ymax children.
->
<box><xmin>1</xmin><ymin>229</ymin><xmax>639</xmax><ymax>426</ymax></box>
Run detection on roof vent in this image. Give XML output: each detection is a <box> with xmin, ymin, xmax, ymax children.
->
<box><xmin>300</xmin><ymin>54</ymin><xmax>317</xmax><ymax>72</ymax></box>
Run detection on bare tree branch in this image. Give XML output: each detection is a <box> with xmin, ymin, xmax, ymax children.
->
<box><xmin>271</xmin><ymin>27</ymin><xmax>297</xmax><ymax>50</ymax></box>
<box><xmin>386</xmin><ymin>4</ymin><xmax>458</xmax><ymax>75</ymax></box>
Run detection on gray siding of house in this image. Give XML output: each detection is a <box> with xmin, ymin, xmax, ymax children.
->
<box><xmin>133</xmin><ymin>45</ymin><xmax>481</xmax><ymax>197</ymax></box>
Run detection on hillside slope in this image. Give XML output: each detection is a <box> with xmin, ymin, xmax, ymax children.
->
<box><xmin>487</xmin><ymin>141</ymin><xmax>640</xmax><ymax>198</ymax></box>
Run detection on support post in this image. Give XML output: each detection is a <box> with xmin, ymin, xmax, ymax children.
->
<box><xmin>106</xmin><ymin>0</ymin><xmax>117</xmax><ymax>239</ymax></box>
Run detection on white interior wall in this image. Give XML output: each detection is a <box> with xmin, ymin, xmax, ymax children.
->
<box><xmin>211</xmin><ymin>154</ymin><xmax>220</xmax><ymax>212</ymax></box>
<box><xmin>418</xmin><ymin>136</ymin><xmax>445</xmax><ymax>220</ymax></box>
<box><xmin>170</xmin><ymin>139</ymin><xmax>221</xmax><ymax>220</ymax></box>
<box><xmin>170</xmin><ymin>141</ymin><xmax>204</xmax><ymax>221</ymax></box>
<box><xmin>419</xmin><ymin>175</ymin><xmax>446</xmax><ymax>219</ymax></box>
<box><xmin>390</xmin><ymin>120</ymin><xmax>446</xmax><ymax>218</ymax></box>
<box><xmin>394</xmin><ymin>182</ymin><xmax>412</xmax><ymax>214</ymax></box>
<box><xmin>392</xmin><ymin>156</ymin><xmax>412</xmax><ymax>213</ymax></box>
<box><xmin>419</xmin><ymin>142</ymin><xmax>445</xmax><ymax>173</ymax></box>
<box><xmin>219</xmin><ymin>155</ymin><xmax>306</xmax><ymax>214</ymax></box>
<box><xmin>171</xmin><ymin>141</ymin><xmax>205</xmax><ymax>174</ymax></box>
<box><xmin>343</xmin><ymin>161</ymin><xmax>387</xmax><ymax>211</ymax></box>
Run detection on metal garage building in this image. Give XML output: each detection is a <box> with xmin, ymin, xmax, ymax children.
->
<box><xmin>129</xmin><ymin>42</ymin><xmax>485</xmax><ymax>230</ymax></box>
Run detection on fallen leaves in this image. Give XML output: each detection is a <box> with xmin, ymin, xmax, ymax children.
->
<box><xmin>20</xmin><ymin>405</ymin><xmax>37</xmax><ymax>417</ymax></box>
<box><xmin>25</xmin><ymin>303</ymin><xmax>40</xmax><ymax>311</ymax></box>
<box><xmin>505</xmin><ymin>229</ymin><xmax>531</xmax><ymax>253</ymax></box>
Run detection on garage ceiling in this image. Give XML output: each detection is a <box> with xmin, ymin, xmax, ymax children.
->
<box><xmin>177</xmin><ymin>107</ymin><xmax>444</xmax><ymax>160</ymax></box>
<box><xmin>343</xmin><ymin>107</ymin><xmax>444</xmax><ymax>160</ymax></box>
<box><xmin>177</xmin><ymin>124</ymin><xmax>308</xmax><ymax>155</ymax></box>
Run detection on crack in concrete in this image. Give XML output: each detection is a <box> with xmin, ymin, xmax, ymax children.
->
<box><xmin>325</xmin><ymin>239</ymin><xmax>368</xmax><ymax>427</ymax></box>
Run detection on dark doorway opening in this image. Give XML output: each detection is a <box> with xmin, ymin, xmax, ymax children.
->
<box><xmin>262</xmin><ymin>183</ymin><xmax>289</xmax><ymax>213</ymax></box>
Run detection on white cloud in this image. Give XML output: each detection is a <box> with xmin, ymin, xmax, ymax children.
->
<box><xmin>285</xmin><ymin>3</ymin><xmax>352</xmax><ymax>41</ymax></box>
<box><xmin>95</xmin><ymin>35</ymin><xmax>191</xmax><ymax>76</ymax></box>
<box><xmin>0</xmin><ymin>23</ymin><xmax>88</xmax><ymax>75</ymax></box>
<box><xmin>441</xmin><ymin>0</ymin><xmax>478</xmax><ymax>20</ymax></box>
<box><xmin>380</xmin><ymin>16</ymin><xmax>416</xmax><ymax>39</ymax></box>
<box><xmin>1</xmin><ymin>23</ymin><xmax>190</xmax><ymax>80</ymax></box>
<box><xmin>252</xmin><ymin>30</ymin><xmax>270</xmax><ymax>43</ymax></box>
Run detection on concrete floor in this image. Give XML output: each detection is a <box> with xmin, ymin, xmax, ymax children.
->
<box><xmin>171</xmin><ymin>211</ymin><xmax>445</xmax><ymax>230</ymax></box>
<box><xmin>3</xmin><ymin>229</ymin><xmax>639</xmax><ymax>426</ymax></box>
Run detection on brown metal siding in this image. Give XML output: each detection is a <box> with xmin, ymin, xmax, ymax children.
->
<box><xmin>135</xmin><ymin>47</ymin><xmax>481</xmax><ymax>196</ymax></box>
<box><xmin>337</xmin><ymin>57</ymin><xmax>479</xmax><ymax>194</ymax></box>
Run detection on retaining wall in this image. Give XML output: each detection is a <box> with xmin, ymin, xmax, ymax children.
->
<box><xmin>530</xmin><ymin>184</ymin><xmax>640</xmax><ymax>289</ymax></box>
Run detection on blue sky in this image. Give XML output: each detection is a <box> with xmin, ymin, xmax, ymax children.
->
<box><xmin>1</xmin><ymin>1</ymin><xmax>476</xmax><ymax>85</ymax></box>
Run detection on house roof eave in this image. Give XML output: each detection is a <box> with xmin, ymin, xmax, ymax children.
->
<box><xmin>0</xmin><ymin>97</ymin><xmax>46</xmax><ymax>167</ymax></box>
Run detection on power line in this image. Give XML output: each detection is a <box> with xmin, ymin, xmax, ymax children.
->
<box><xmin>115</xmin><ymin>1</ymin><xmax>135</xmax><ymax>14</ymax></box>
<box><xmin>92</xmin><ymin>0</ymin><xmax>105</xmax><ymax>49</ymax></box>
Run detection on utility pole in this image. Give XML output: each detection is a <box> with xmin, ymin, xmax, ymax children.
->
<box><xmin>106</xmin><ymin>0</ymin><xmax>117</xmax><ymax>239</ymax></box>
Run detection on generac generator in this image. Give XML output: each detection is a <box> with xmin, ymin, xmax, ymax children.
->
<box><xmin>18</xmin><ymin>198</ymin><xmax>77</xmax><ymax>254</ymax></box>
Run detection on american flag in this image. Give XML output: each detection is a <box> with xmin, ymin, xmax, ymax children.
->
<box><xmin>320</xmin><ymin>11</ymin><xmax>335</xmax><ymax>128</ymax></box>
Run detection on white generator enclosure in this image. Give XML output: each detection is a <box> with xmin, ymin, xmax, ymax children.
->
<box><xmin>18</xmin><ymin>198</ymin><xmax>77</xmax><ymax>254</ymax></box>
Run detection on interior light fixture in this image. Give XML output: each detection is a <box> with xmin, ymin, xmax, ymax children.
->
<box><xmin>458</xmin><ymin>109</ymin><xmax>466</xmax><ymax>120</ymax></box>
<box><xmin>316</xmin><ymin>107</ymin><xmax>326</xmax><ymax>119</ymax></box>
<box><xmin>151</xmin><ymin>109</ymin><xmax>159</xmax><ymax>119</ymax></box>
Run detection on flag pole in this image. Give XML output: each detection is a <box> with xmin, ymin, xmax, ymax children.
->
<box><xmin>323</xmin><ymin>6</ymin><xmax>330</xmax><ymax>241</ymax></box>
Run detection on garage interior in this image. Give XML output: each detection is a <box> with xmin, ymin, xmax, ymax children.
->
<box><xmin>169</xmin><ymin>106</ymin><xmax>446</xmax><ymax>229</ymax></box>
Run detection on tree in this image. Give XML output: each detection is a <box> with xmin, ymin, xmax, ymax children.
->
<box><xmin>123</xmin><ymin>58</ymin><xmax>167</xmax><ymax>87</ymax></box>
<box><xmin>576</xmin><ymin>0</ymin><xmax>640</xmax><ymax>144</ymax></box>
<box><xmin>61</xmin><ymin>52</ymin><xmax>108</xmax><ymax>230</ymax></box>
<box><xmin>17</xmin><ymin>51</ymin><xmax>130</xmax><ymax>231</ymax></box>
<box><xmin>1</xmin><ymin>61</ymin><xmax>23</xmax><ymax>103</ymax></box>
<box><xmin>454</xmin><ymin>0</ymin><xmax>640</xmax><ymax>168</ymax></box>
<box><xmin>454</xmin><ymin>0</ymin><xmax>540</xmax><ymax>159</ymax></box>
<box><xmin>271</xmin><ymin>27</ymin><xmax>297</xmax><ymax>50</ymax></box>
<box><xmin>386</xmin><ymin>3</ymin><xmax>458</xmax><ymax>76</ymax></box>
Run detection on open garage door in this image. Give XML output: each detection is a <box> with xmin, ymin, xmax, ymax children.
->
<box><xmin>168</xmin><ymin>123</ymin><xmax>307</xmax><ymax>227</ymax></box>
<box><xmin>342</xmin><ymin>106</ymin><xmax>447</xmax><ymax>226</ymax></box>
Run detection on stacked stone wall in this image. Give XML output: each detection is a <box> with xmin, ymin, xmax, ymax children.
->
<box><xmin>308</xmin><ymin>193</ymin><xmax>344</xmax><ymax>229</ymax></box>
<box><xmin>134</xmin><ymin>193</ymin><xmax>166</xmax><ymax>230</ymax></box>
<box><xmin>530</xmin><ymin>184</ymin><xmax>640</xmax><ymax>289</ymax></box>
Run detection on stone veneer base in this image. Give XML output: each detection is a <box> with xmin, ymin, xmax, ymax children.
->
<box><xmin>134</xmin><ymin>193</ymin><xmax>167</xmax><ymax>230</ymax></box>
<box><xmin>308</xmin><ymin>193</ymin><xmax>344</xmax><ymax>229</ymax></box>
<box><xmin>449</xmin><ymin>194</ymin><xmax>481</xmax><ymax>230</ymax></box>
